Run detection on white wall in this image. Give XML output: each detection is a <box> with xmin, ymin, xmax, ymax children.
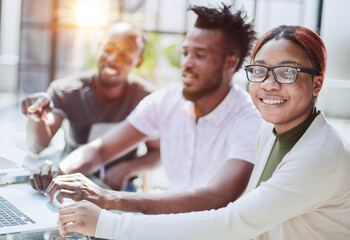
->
<box><xmin>0</xmin><ymin>0</ymin><xmax>21</xmax><ymax>93</ymax></box>
<box><xmin>1</xmin><ymin>0</ymin><xmax>21</xmax><ymax>55</ymax></box>
<box><xmin>322</xmin><ymin>0</ymin><xmax>350</xmax><ymax>80</ymax></box>
<box><xmin>316</xmin><ymin>0</ymin><xmax>350</xmax><ymax>118</ymax></box>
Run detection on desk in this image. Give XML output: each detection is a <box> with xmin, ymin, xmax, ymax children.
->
<box><xmin>0</xmin><ymin>230</ymin><xmax>90</xmax><ymax>240</ymax></box>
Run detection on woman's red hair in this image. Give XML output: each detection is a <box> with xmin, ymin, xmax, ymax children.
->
<box><xmin>251</xmin><ymin>25</ymin><xmax>327</xmax><ymax>76</ymax></box>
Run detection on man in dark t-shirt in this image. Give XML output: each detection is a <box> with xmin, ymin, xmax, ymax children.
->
<box><xmin>21</xmin><ymin>22</ymin><xmax>160</xmax><ymax>192</ymax></box>
<box><xmin>48</xmin><ymin>73</ymin><xmax>153</xmax><ymax>154</ymax></box>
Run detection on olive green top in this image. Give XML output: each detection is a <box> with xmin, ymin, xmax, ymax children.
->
<box><xmin>257</xmin><ymin>108</ymin><xmax>319</xmax><ymax>187</ymax></box>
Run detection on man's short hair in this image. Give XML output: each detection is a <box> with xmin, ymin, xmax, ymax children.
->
<box><xmin>106</xmin><ymin>22</ymin><xmax>146</xmax><ymax>57</ymax></box>
<box><xmin>188</xmin><ymin>3</ymin><xmax>256</xmax><ymax>72</ymax></box>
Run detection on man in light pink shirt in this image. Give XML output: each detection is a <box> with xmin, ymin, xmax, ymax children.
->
<box><xmin>127</xmin><ymin>82</ymin><xmax>259</xmax><ymax>191</ymax></box>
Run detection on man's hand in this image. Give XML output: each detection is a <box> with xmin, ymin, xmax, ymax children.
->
<box><xmin>58</xmin><ymin>200</ymin><xmax>102</xmax><ymax>237</ymax></box>
<box><xmin>29</xmin><ymin>162</ymin><xmax>63</xmax><ymax>194</ymax></box>
<box><xmin>22</xmin><ymin>92</ymin><xmax>64</xmax><ymax>154</ymax></box>
<box><xmin>46</xmin><ymin>173</ymin><xmax>110</xmax><ymax>208</ymax></box>
<box><xmin>103</xmin><ymin>139</ymin><xmax>161</xmax><ymax>191</ymax></box>
<box><xmin>104</xmin><ymin>162</ymin><xmax>132</xmax><ymax>191</ymax></box>
<box><xmin>21</xmin><ymin>92</ymin><xmax>55</xmax><ymax>124</ymax></box>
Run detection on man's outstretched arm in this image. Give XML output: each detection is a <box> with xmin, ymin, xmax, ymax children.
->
<box><xmin>47</xmin><ymin>159</ymin><xmax>253</xmax><ymax>213</ymax></box>
<box><xmin>107</xmin><ymin>158</ymin><xmax>253</xmax><ymax>214</ymax></box>
<box><xmin>58</xmin><ymin>120</ymin><xmax>147</xmax><ymax>175</ymax></box>
<box><xmin>29</xmin><ymin>121</ymin><xmax>147</xmax><ymax>193</ymax></box>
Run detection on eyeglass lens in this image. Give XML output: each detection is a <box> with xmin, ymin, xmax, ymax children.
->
<box><xmin>247</xmin><ymin>66</ymin><xmax>298</xmax><ymax>84</ymax></box>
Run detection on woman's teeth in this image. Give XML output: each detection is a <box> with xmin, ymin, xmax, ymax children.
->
<box><xmin>262</xmin><ymin>99</ymin><xmax>285</xmax><ymax>104</ymax></box>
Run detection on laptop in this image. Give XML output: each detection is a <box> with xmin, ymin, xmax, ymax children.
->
<box><xmin>0</xmin><ymin>183</ymin><xmax>61</xmax><ymax>236</ymax></box>
<box><xmin>0</xmin><ymin>156</ymin><xmax>25</xmax><ymax>174</ymax></box>
<box><xmin>0</xmin><ymin>155</ymin><xmax>31</xmax><ymax>185</ymax></box>
<box><xmin>0</xmin><ymin>143</ymin><xmax>32</xmax><ymax>175</ymax></box>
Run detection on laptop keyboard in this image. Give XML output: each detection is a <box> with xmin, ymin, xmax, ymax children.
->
<box><xmin>0</xmin><ymin>195</ymin><xmax>36</xmax><ymax>227</ymax></box>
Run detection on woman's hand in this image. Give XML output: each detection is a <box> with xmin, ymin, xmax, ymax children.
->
<box><xmin>57</xmin><ymin>200</ymin><xmax>102</xmax><ymax>237</ymax></box>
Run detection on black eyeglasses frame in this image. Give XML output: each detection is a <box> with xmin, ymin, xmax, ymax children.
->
<box><xmin>244</xmin><ymin>64</ymin><xmax>317</xmax><ymax>84</ymax></box>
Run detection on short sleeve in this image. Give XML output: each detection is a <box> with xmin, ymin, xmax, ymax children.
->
<box><xmin>47</xmin><ymin>81</ymin><xmax>67</xmax><ymax>118</ymax></box>
<box><xmin>127</xmin><ymin>87</ymin><xmax>168</xmax><ymax>139</ymax></box>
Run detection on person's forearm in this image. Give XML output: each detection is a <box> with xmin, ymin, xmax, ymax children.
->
<box><xmin>95</xmin><ymin>204</ymin><xmax>248</xmax><ymax>240</ymax></box>
<box><xmin>60</xmin><ymin>122</ymin><xmax>148</xmax><ymax>176</ymax></box>
<box><xmin>26</xmin><ymin>120</ymin><xmax>53</xmax><ymax>154</ymax></box>
<box><xmin>102</xmin><ymin>160</ymin><xmax>252</xmax><ymax>214</ymax></box>
<box><xmin>59</xmin><ymin>140</ymin><xmax>105</xmax><ymax>175</ymax></box>
<box><xmin>102</xmin><ymin>187</ymin><xmax>232</xmax><ymax>214</ymax></box>
<box><xmin>123</xmin><ymin>149</ymin><xmax>161</xmax><ymax>179</ymax></box>
<box><xmin>26</xmin><ymin>112</ymin><xmax>63</xmax><ymax>154</ymax></box>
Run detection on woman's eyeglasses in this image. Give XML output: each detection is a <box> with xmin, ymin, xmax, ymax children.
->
<box><xmin>244</xmin><ymin>64</ymin><xmax>317</xmax><ymax>84</ymax></box>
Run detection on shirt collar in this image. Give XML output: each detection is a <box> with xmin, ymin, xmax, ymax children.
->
<box><xmin>182</xmin><ymin>85</ymin><xmax>237</xmax><ymax>126</ymax></box>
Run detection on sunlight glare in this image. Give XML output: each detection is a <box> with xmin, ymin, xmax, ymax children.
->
<box><xmin>75</xmin><ymin>0</ymin><xmax>108</xmax><ymax>27</ymax></box>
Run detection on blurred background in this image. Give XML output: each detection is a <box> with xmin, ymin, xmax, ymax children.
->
<box><xmin>1</xmin><ymin>0</ymin><xmax>349</xmax><ymax>117</ymax></box>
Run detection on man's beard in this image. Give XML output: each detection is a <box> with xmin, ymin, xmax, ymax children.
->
<box><xmin>182</xmin><ymin>74</ymin><xmax>223</xmax><ymax>102</ymax></box>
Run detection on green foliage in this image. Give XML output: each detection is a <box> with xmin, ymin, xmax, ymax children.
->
<box><xmin>133</xmin><ymin>32</ymin><xmax>160</xmax><ymax>81</ymax></box>
<box><xmin>132</xmin><ymin>32</ymin><xmax>182</xmax><ymax>83</ymax></box>
<box><xmin>163</xmin><ymin>43</ymin><xmax>181</xmax><ymax>69</ymax></box>
<box><xmin>81</xmin><ymin>38</ymin><xmax>98</xmax><ymax>71</ymax></box>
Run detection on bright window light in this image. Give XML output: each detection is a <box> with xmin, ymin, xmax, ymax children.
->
<box><xmin>75</xmin><ymin>0</ymin><xmax>109</xmax><ymax>27</ymax></box>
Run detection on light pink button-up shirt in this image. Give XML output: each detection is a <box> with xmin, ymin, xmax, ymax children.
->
<box><xmin>127</xmin><ymin>83</ymin><xmax>261</xmax><ymax>190</ymax></box>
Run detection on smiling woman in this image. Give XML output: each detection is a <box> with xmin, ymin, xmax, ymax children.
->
<box><xmin>248</xmin><ymin>25</ymin><xmax>326</xmax><ymax>134</ymax></box>
<box><xmin>248</xmin><ymin>39</ymin><xmax>320</xmax><ymax>133</ymax></box>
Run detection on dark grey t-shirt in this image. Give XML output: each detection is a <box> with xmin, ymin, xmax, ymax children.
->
<box><xmin>47</xmin><ymin>73</ymin><xmax>153</xmax><ymax>161</ymax></box>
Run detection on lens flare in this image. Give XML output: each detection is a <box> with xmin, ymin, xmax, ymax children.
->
<box><xmin>75</xmin><ymin>0</ymin><xmax>109</xmax><ymax>27</ymax></box>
